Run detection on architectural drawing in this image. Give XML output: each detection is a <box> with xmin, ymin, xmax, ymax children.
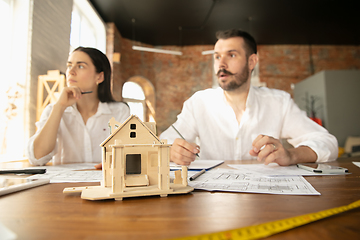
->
<box><xmin>188</xmin><ymin>168</ymin><xmax>320</xmax><ymax>195</ymax></box>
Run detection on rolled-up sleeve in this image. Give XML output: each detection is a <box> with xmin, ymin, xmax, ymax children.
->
<box><xmin>26</xmin><ymin>105</ymin><xmax>58</xmax><ymax>165</ymax></box>
<box><xmin>282</xmin><ymin>98</ymin><xmax>338</xmax><ymax>162</ymax></box>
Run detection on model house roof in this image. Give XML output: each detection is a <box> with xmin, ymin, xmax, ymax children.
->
<box><xmin>100</xmin><ymin>115</ymin><xmax>162</xmax><ymax>147</ymax></box>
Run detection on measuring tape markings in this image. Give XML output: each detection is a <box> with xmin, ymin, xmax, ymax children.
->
<box><xmin>170</xmin><ymin>200</ymin><xmax>360</xmax><ymax>240</ymax></box>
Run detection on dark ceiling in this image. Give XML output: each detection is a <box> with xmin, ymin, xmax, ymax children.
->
<box><xmin>89</xmin><ymin>0</ymin><xmax>360</xmax><ymax>46</ymax></box>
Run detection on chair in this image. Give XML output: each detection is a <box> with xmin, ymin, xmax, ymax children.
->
<box><xmin>37</xmin><ymin>70</ymin><xmax>65</xmax><ymax>121</ymax></box>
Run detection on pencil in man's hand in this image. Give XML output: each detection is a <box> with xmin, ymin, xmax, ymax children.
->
<box><xmin>171</xmin><ymin>125</ymin><xmax>200</xmax><ymax>158</ymax></box>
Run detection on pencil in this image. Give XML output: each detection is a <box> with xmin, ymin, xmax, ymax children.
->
<box><xmin>171</xmin><ymin>125</ymin><xmax>200</xmax><ymax>158</ymax></box>
<box><xmin>189</xmin><ymin>169</ymin><xmax>206</xmax><ymax>181</ymax></box>
<box><xmin>81</xmin><ymin>91</ymin><xmax>93</xmax><ymax>94</ymax></box>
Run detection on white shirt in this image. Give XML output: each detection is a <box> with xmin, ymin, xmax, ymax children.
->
<box><xmin>27</xmin><ymin>102</ymin><xmax>130</xmax><ymax>165</ymax></box>
<box><xmin>160</xmin><ymin>86</ymin><xmax>338</xmax><ymax>162</ymax></box>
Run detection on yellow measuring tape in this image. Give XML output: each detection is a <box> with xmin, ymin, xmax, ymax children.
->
<box><xmin>170</xmin><ymin>199</ymin><xmax>360</xmax><ymax>240</ymax></box>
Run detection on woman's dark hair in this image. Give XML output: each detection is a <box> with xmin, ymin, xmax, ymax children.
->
<box><xmin>73</xmin><ymin>47</ymin><xmax>115</xmax><ymax>102</ymax></box>
<box><xmin>216</xmin><ymin>29</ymin><xmax>257</xmax><ymax>57</ymax></box>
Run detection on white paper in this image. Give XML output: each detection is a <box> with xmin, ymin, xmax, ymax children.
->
<box><xmin>353</xmin><ymin>162</ymin><xmax>360</xmax><ymax>168</ymax></box>
<box><xmin>27</xmin><ymin>163</ymin><xmax>101</xmax><ymax>183</ymax></box>
<box><xmin>228</xmin><ymin>163</ymin><xmax>347</xmax><ymax>176</ymax></box>
<box><xmin>0</xmin><ymin>222</ymin><xmax>17</xmax><ymax>240</ymax></box>
<box><xmin>188</xmin><ymin>168</ymin><xmax>320</xmax><ymax>195</ymax></box>
<box><xmin>170</xmin><ymin>160</ymin><xmax>224</xmax><ymax>170</ymax></box>
<box><xmin>29</xmin><ymin>163</ymin><xmax>96</xmax><ymax>171</ymax></box>
<box><xmin>27</xmin><ymin>170</ymin><xmax>102</xmax><ymax>183</ymax></box>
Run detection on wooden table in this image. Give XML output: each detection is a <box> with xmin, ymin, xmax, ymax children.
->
<box><xmin>1</xmin><ymin>158</ymin><xmax>360</xmax><ymax>240</ymax></box>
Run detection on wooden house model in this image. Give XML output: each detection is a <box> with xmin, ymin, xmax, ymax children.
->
<box><xmin>64</xmin><ymin>115</ymin><xmax>193</xmax><ymax>200</ymax></box>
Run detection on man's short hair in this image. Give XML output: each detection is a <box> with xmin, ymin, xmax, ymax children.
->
<box><xmin>216</xmin><ymin>29</ymin><xmax>257</xmax><ymax>56</ymax></box>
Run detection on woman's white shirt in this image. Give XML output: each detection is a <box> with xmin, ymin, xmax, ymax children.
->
<box><xmin>27</xmin><ymin>102</ymin><xmax>130</xmax><ymax>165</ymax></box>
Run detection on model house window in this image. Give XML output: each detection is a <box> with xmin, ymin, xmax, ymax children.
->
<box><xmin>70</xmin><ymin>0</ymin><xmax>106</xmax><ymax>53</ymax></box>
<box><xmin>130</xmin><ymin>124</ymin><xmax>136</xmax><ymax>130</ymax></box>
<box><xmin>126</xmin><ymin>154</ymin><xmax>141</xmax><ymax>174</ymax></box>
<box><xmin>130</xmin><ymin>132</ymin><xmax>136</xmax><ymax>138</ymax></box>
<box><xmin>122</xmin><ymin>82</ymin><xmax>146</xmax><ymax>121</ymax></box>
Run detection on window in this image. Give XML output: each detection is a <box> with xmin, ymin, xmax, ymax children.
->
<box><xmin>0</xmin><ymin>0</ymin><xmax>12</xmax><ymax>161</ymax></box>
<box><xmin>0</xmin><ymin>0</ymin><xmax>31</xmax><ymax>162</ymax></box>
<box><xmin>0</xmin><ymin>1</ymin><xmax>11</xmax><ymax>69</ymax></box>
<box><xmin>122</xmin><ymin>82</ymin><xmax>146</xmax><ymax>121</ymax></box>
<box><xmin>70</xmin><ymin>0</ymin><xmax>106</xmax><ymax>53</ymax></box>
<box><xmin>122</xmin><ymin>77</ymin><xmax>156</xmax><ymax>123</ymax></box>
<box><xmin>126</xmin><ymin>154</ymin><xmax>141</xmax><ymax>174</ymax></box>
<box><xmin>0</xmin><ymin>0</ymin><xmax>12</xmax><ymax>112</ymax></box>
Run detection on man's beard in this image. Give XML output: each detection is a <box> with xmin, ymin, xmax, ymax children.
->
<box><xmin>217</xmin><ymin>62</ymin><xmax>249</xmax><ymax>91</ymax></box>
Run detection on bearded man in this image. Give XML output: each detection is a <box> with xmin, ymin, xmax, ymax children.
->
<box><xmin>160</xmin><ymin>29</ymin><xmax>338</xmax><ymax>166</ymax></box>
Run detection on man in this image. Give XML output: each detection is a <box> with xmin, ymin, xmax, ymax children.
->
<box><xmin>160</xmin><ymin>29</ymin><xmax>338</xmax><ymax>166</ymax></box>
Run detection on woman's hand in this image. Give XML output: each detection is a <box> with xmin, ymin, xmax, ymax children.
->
<box><xmin>56</xmin><ymin>86</ymin><xmax>83</xmax><ymax>109</ymax></box>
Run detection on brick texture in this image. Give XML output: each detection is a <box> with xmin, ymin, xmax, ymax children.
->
<box><xmin>259</xmin><ymin>45</ymin><xmax>360</xmax><ymax>93</ymax></box>
<box><xmin>106</xmin><ymin>25</ymin><xmax>360</xmax><ymax>134</ymax></box>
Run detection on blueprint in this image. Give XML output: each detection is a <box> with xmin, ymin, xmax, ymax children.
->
<box><xmin>26</xmin><ymin>163</ymin><xmax>102</xmax><ymax>183</ymax></box>
<box><xmin>227</xmin><ymin>163</ymin><xmax>347</xmax><ymax>176</ymax></box>
<box><xmin>188</xmin><ymin>168</ymin><xmax>320</xmax><ymax>195</ymax></box>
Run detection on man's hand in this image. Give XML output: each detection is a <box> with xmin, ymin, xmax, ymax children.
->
<box><xmin>170</xmin><ymin>138</ymin><xmax>200</xmax><ymax>166</ymax></box>
<box><xmin>249</xmin><ymin>135</ymin><xmax>317</xmax><ymax>166</ymax></box>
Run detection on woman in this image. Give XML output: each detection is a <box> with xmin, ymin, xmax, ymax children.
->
<box><xmin>27</xmin><ymin>47</ymin><xmax>130</xmax><ymax>167</ymax></box>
